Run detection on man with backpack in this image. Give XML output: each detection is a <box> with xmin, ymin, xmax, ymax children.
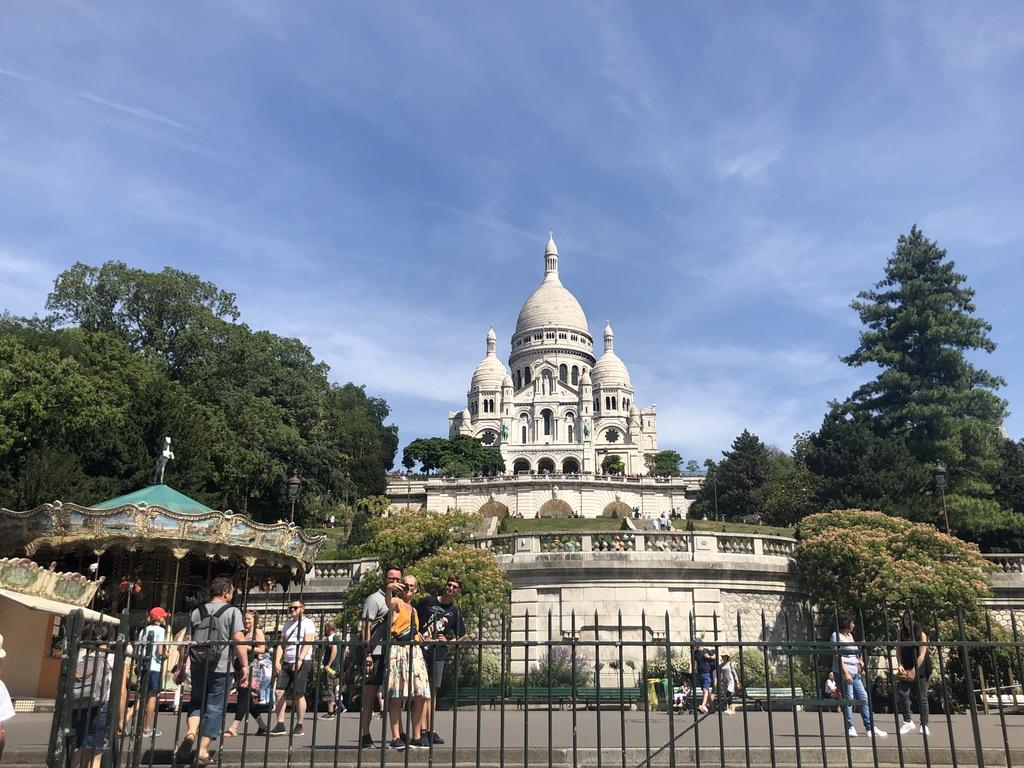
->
<box><xmin>174</xmin><ymin>576</ymin><xmax>247</xmax><ymax>767</ymax></box>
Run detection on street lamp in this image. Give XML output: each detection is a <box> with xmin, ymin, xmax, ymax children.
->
<box><xmin>287</xmin><ymin>469</ymin><xmax>302</xmax><ymax>524</ymax></box>
<box><xmin>932</xmin><ymin>464</ymin><xmax>949</xmax><ymax>533</ymax></box>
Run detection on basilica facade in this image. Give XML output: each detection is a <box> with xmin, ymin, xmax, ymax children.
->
<box><xmin>448</xmin><ymin>235</ymin><xmax>658</xmax><ymax>475</ymax></box>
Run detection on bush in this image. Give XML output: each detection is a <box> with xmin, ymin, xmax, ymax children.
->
<box><xmin>441</xmin><ymin>646</ymin><xmax>501</xmax><ymax>694</ymax></box>
<box><xmin>529</xmin><ymin>646</ymin><xmax>593</xmax><ymax>688</ymax></box>
<box><xmin>642</xmin><ymin>648</ymin><xmax>691</xmax><ymax>686</ymax></box>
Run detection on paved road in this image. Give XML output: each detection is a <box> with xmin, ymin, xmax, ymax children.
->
<box><xmin>5</xmin><ymin>708</ymin><xmax>1022</xmax><ymax>766</ymax></box>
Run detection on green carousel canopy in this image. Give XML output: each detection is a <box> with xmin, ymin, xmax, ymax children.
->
<box><xmin>0</xmin><ymin>484</ymin><xmax>325</xmax><ymax>575</ymax></box>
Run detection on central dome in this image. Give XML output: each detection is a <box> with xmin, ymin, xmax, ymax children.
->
<box><xmin>514</xmin><ymin>234</ymin><xmax>590</xmax><ymax>336</ymax></box>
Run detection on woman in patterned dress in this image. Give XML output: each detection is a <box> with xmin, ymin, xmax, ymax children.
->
<box><xmin>384</xmin><ymin>577</ymin><xmax>431</xmax><ymax>749</ymax></box>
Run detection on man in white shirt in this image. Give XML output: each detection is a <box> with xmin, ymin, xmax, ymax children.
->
<box><xmin>270</xmin><ymin>599</ymin><xmax>317</xmax><ymax>736</ymax></box>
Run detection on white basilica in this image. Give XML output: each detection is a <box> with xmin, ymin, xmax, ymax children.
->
<box><xmin>448</xmin><ymin>235</ymin><xmax>658</xmax><ymax>475</ymax></box>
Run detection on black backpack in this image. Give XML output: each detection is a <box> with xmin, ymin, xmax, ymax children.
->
<box><xmin>189</xmin><ymin>604</ymin><xmax>234</xmax><ymax>668</ymax></box>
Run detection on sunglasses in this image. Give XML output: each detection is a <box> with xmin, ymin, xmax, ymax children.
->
<box><xmin>289</xmin><ymin>606</ymin><xmax>302</xmax><ymax>611</ymax></box>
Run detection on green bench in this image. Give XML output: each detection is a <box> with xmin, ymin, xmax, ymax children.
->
<box><xmin>455</xmin><ymin>686</ymin><xmax>641</xmax><ymax>709</ymax></box>
<box><xmin>735</xmin><ymin>686</ymin><xmax>806</xmax><ymax>711</ymax></box>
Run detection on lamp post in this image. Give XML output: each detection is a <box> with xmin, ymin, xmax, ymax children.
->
<box><xmin>932</xmin><ymin>464</ymin><xmax>949</xmax><ymax>533</ymax></box>
<box><xmin>287</xmin><ymin>469</ymin><xmax>302</xmax><ymax>524</ymax></box>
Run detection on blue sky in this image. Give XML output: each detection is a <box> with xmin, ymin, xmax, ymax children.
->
<box><xmin>2</xmin><ymin>2</ymin><xmax>1023</xmax><ymax>465</ymax></box>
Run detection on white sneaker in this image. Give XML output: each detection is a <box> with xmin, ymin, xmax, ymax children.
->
<box><xmin>872</xmin><ymin>726</ymin><xmax>888</xmax><ymax>738</ymax></box>
<box><xmin>847</xmin><ymin>727</ymin><xmax>858</xmax><ymax>737</ymax></box>
<box><xmin>899</xmin><ymin>721</ymin><xmax>916</xmax><ymax>735</ymax></box>
<box><xmin>920</xmin><ymin>725</ymin><xmax>930</xmax><ymax>736</ymax></box>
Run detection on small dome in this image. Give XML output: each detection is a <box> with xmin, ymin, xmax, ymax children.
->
<box><xmin>545</xmin><ymin>233</ymin><xmax>558</xmax><ymax>256</ymax></box>
<box><xmin>502</xmin><ymin>373</ymin><xmax>513</xmax><ymax>388</ymax></box>
<box><xmin>591</xmin><ymin>350</ymin><xmax>632</xmax><ymax>389</ymax></box>
<box><xmin>580</xmin><ymin>370</ymin><xmax>592</xmax><ymax>386</ymax></box>
<box><xmin>470</xmin><ymin>328</ymin><xmax>507</xmax><ymax>391</ymax></box>
<box><xmin>629</xmin><ymin>403</ymin><xmax>639</xmax><ymax>415</ymax></box>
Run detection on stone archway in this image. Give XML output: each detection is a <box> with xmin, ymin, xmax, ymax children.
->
<box><xmin>478</xmin><ymin>500</ymin><xmax>509</xmax><ymax>519</ymax></box>
<box><xmin>562</xmin><ymin>458</ymin><xmax>580</xmax><ymax>474</ymax></box>
<box><xmin>603</xmin><ymin>500</ymin><xmax>633</xmax><ymax>518</ymax></box>
<box><xmin>538</xmin><ymin>499</ymin><xmax>574</xmax><ymax>518</ymax></box>
<box><xmin>537</xmin><ymin>458</ymin><xmax>556</xmax><ymax>474</ymax></box>
<box><xmin>513</xmin><ymin>458</ymin><xmax>531</xmax><ymax>474</ymax></box>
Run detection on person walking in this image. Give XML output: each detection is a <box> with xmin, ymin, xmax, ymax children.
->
<box><xmin>70</xmin><ymin>624</ymin><xmax>116</xmax><ymax>768</ymax></box>
<box><xmin>415</xmin><ymin>575</ymin><xmax>466</xmax><ymax>746</ymax></box>
<box><xmin>896</xmin><ymin>611</ymin><xmax>931</xmax><ymax>736</ymax></box>
<box><xmin>832</xmin><ymin>613</ymin><xmax>887</xmax><ymax>739</ymax></box>
<box><xmin>319</xmin><ymin>621</ymin><xmax>345</xmax><ymax>719</ymax></box>
<box><xmin>718</xmin><ymin>654</ymin><xmax>741</xmax><ymax>714</ymax></box>
<box><xmin>174</xmin><ymin>576</ymin><xmax>248</xmax><ymax>767</ymax></box>
<box><xmin>223</xmin><ymin>610</ymin><xmax>269</xmax><ymax>738</ymax></box>
<box><xmin>359</xmin><ymin>567</ymin><xmax>403</xmax><ymax>749</ymax></box>
<box><xmin>271</xmin><ymin>599</ymin><xmax>316</xmax><ymax>736</ymax></box>
<box><xmin>139</xmin><ymin>607</ymin><xmax>168</xmax><ymax>739</ymax></box>
<box><xmin>692</xmin><ymin>639</ymin><xmax>716</xmax><ymax>713</ymax></box>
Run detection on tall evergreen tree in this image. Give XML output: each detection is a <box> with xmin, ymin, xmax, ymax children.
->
<box><xmin>693</xmin><ymin>430</ymin><xmax>771</xmax><ymax>521</ymax></box>
<box><xmin>842</xmin><ymin>226</ymin><xmax>1006</xmax><ymax>492</ymax></box>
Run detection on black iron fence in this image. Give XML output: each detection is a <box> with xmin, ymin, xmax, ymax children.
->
<box><xmin>46</xmin><ymin>606</ymin><xmax>1024</xmax><ymax>768</ymax></box>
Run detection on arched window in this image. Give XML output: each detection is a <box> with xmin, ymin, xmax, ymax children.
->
<box><xmin>559</xmin><ymin>364</ymin><xmax>568</xmax><ymax>383</ymax></box>
<box><xmin>515</xmin><ymin>370</ymin><xmax>521</xmax><ymax>389</ymax></box>
<box><xmin>611</xmin><ymin>396</ymin><xmax>617</xmax><ymax>410</ymax></box>
<box><xmin>594</xmin><ymin>398</ymin><xmax>600</xmax><ymax>412</ymax></box>
<box><xmin>542</xmin><ymin>409</ymin><xmax>553</xmax><ymax>436</ymax></box>
<box><xmin>605</xmin><ymin>396</ymin><xmax>611</xmax><ymax>410</ymax></box>
<box><xmin>520</xmin><ymin>413</ymin><xmax>530</xmax><ymax>443</ymax></box>
<box><xmin>524</xmin><ymin>368</ymin><xmax>532</xmax><ymax>385</ymax></box>
<box><xmin>571</xmin><ymin>366</ymin><xmax>579</xmax><ymax>385</ymax></box>
<box><xmin>521</xmin><ymin>426</ymin><xmax>527</xmax><ymax>443</ymax></box>
<box><xmin>568</xmin><ymin>424</ymin><xmax>575</xmax><ymax>443</ymax></box>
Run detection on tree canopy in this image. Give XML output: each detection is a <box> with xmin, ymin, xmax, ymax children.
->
<box><xmin>795</xmin><ymin>509</ymin><xmax>992</xmax><ymax>631</ymax></box>
<box><xmin>601</xmin><ymin>454</ymin><xmax>625</xmax><ymax>474</ymax></box>
<box><xmin>644</xmin><ymin>449</ymin><xmax>683</xmax><ymax>476</ymax></box>
<box><xmin>0</xmin><ymin>262</ymin><xmax>398</xmax><ymax>522</ymax></box>
<box><xmin>797</xmin><ymin>227</ymin><xmax>1019</xmax><ymax>548</ymax></box>
<box><xmin>401</xmin><ymin>435</ymin><xmax>506</xmax><ymax>477</ymax></box>
<box><xmin>691</xmin><ymin>430</ymin><xmax>771</xmax><ymax>521</ymax></box>
<box><xmin>842</xmin><ymin>227</ymin><xmax>1006</xmax><ymax>484</ymax></box>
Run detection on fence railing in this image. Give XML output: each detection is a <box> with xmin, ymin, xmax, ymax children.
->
<box><xmin>45</xmin><ymin>604</ymin><xmax>1024</xmax><ymax>768</ymax></box>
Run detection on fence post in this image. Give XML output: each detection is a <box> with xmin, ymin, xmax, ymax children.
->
<box><xmin>46</xmin><ymin>608</ymin><xmax>85</xmax><ymax>768</ymax></box>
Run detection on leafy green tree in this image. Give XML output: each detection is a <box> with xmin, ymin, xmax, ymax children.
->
<box><xmin>644</xmin><ymin>450</ymin><xmax>683</xmax><ymax>476</ymax></box>
<box><xmin>795</xmin><ymin>509</ymin><xmax>992</xmax><ymax>633</ymax></box>
<box><xmin>843</xmin><ymin>226</ymin><xmax>1006</xmax><ymax>492</ymax></box>
<box><xmin>1</xmin><ymin>263</ymin><xmax>399</xmax><ymax>518</ymax></box>
<box><xmin>408</xmin><ymin>546</ymin><xmax>510</xmax><ymax>623</ymax></box>
<box><xmin>336</xmin><ymin>511</ymin><xmax>509</xmax><ymax>632</ymax></box>
<box><xmin>694</xmin><ymin>430</ymin><xmax>771</xmax><ymax>521</ymax></box>
<box><xmin>685</xmin><ymin>459</ymin><xmax>702</xmax><ymax>474</ymax></box>
<box><xmin>402</xmin><ymin>435</ymin><xmax>505</xmax><ymax>477</ymax></box>
<box><xmin>601</xmin><ymin>454</ymin><xmax>625</xmax><ymax>474</ymax></box>
<box><xmin>991</xmin><ymin>438</ymin><xmax>1024</xmax><ymax>515</ymax></box>
<box><xmin>756</xmin><ymin>446</ymin><xmax>820</xmax><ymax>527</ymax></box>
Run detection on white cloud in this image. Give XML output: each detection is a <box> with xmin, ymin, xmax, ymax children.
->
<box><xmin>714</xmin><ymin>147</ymin><xmax>781</xmax><ymax>183</ymax></box>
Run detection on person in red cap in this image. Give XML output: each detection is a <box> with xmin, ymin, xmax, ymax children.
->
<box><xmin>139</xmin><ymin>607</ymin><xmax>169</xmax><ymax>739</ymax></box>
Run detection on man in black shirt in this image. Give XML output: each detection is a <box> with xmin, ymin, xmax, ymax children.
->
<box><xmin>414</xmin><ymin>575</ymin><xmax>467</xmax><ymax>746</ymax></box>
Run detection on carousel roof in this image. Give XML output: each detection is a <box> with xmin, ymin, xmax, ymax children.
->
<box><xmin>92</xmin><ymin>484</ymin><xmax>214</xmax><ymax>515</ymax></box>
<box><xmin>0</xmin><ymin>483</ymin><xmax>326</xmax><ymax>575</ymax></box>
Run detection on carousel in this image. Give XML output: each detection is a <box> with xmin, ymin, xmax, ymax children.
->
<box><xmin>0</xmin><ymin>439</ymin><xmax>327</xmax><ymax>636</ymax></box>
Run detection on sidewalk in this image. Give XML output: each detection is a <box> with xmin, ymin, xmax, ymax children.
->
<box><xmin>4</xmin><ymin>709</ymin><xmax>1021</xmax><ymax>766</ymax></box>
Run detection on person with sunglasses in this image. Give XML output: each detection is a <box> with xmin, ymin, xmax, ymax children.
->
<box><xmin>414</xmin><ymin>575</ymin><xmax>466</xmax><ymax>746</ymax></box>
<box><xmin>270</xmin><ymin>599</ymin><xmax>316</xmax><ymax>736</ymax></box>
<box><xmin>359</xmin><ymin>567</ymin><xmax>402</xmax><ymax>749</ymax></box>
<box><xmin>383</xmin><ymin>577</ymin><xmax>430</xmax><ymax>749</ymax></box>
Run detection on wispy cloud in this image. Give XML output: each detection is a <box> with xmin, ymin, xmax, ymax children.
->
<box><xmin>0</xmin><ymin>65</ymin><xmax>198</xmax><ymax>135</ymax></box>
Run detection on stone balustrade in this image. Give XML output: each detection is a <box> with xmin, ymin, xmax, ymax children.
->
<box><xmin>469</xmin><ymin>530</ymin><xmax>796</xmax><ymax>559</ymax></box>
<box><xmin>986</xmin><ymin>553</ymin><xmax>1024</xmax><ymax>573</ymax></box>
<box><xmin>309</xmin><ymin>557</ymin><xmax>378</xmax><ymax>582</ymax></box>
